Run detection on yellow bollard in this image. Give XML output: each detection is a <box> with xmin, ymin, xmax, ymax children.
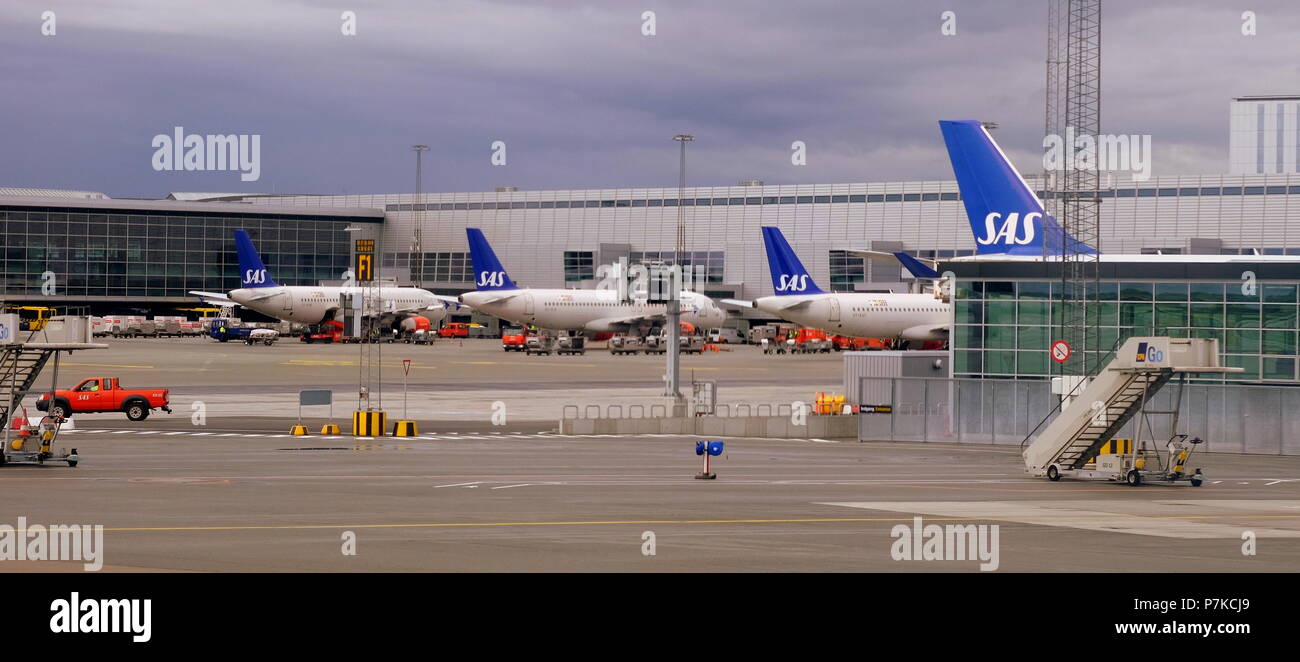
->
<box><xmin>392</xmin><ymin>420</ymin><xmax>418</xmax><ymax>437</ymax></box>
<box><xmin>291</xmin><ymin>424</ymin><xmax>309</xmax><ymax>436</ymax></box>
<box><xmin>320</xmin><ymin>423</ymin><xmax>341</xmax><ymax>435</ymax></box>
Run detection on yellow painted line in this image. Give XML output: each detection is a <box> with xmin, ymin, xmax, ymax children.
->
<box><xmin>62</xmin><ymin>362</ymin><xmax>156</xmax><ymax>369</ymax></box>
<box><xmin>282</xmin><ymin>360</ymin><xmax>436</xmax><ymax>370</ymax></box>
<box><xmin>55</xmin><ymin>512</ymin><xmax>1300</xmax><ymax>534</ymax></box>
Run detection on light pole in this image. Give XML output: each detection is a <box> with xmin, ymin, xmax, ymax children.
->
<box><xmin>666</xmin><ymin>134</ymin><xmax>693</xmax><ymax>405</ymax></box>
<box><xmin>412</xmin><ymin>144</ymin><xmax>429</xmax><ymax>288</ymax></box>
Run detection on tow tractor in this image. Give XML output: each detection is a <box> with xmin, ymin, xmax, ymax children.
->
<box><xmin>1022</xmin><ymin>337</ymin><xmax>1237</xmax><ymax>486</ymax></box>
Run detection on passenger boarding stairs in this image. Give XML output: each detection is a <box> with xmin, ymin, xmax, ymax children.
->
<box><xmin>0</xmin><ymin>317</ymin><xmax>106</xmax><ymax>428</ymax></box>
<box><xmin>0</xmin><ymin>332</ymin><xmax>57</xmax><ymax>428</ymax></box>
<box><xmin>1022</xmin><ymin>337</ymin><xmax>1235</xmax><ymax>476</ymax></box>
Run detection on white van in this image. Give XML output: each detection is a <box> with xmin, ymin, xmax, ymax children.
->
<box><xmin>708</xmin><ymin>328</ymin><xmax>745</xmax><ymax>344</ymax></box>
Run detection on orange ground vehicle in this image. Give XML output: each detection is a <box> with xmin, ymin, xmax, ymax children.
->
<box><xmin>438</xmin><ymin>322</ymin><xmax>471</xmax><ymax>338</ymax></box>
<box><xmin>502</xmin><ymin>327</ymin><xmax>527</xmax><ymax>351</ymax></box>
<box><xmin>792</xmin><ymin>328</ymin><xmax>833</xmax><ymax>353</ymax></box>
<box><xmin>831</xmin><ymin>335</ymin><xmax>891</xmax><ymax>351</ymax></box>
<box><xmin>36</xmin><ymin>377</ymin><xmax>172</xmax><ymax>422</ymax></box>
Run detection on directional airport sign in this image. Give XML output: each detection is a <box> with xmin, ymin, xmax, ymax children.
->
<box><xmin>355</xmin><ymin>239</ymin><xmax>375</xmax><ymax>282</ymax></box>
<box><xmin>355</xmin><ymin>253</ymin><xmax>374</xmax><ymax>282</ymax></box>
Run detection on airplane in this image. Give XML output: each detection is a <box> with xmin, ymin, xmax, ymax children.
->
<box><xmin>449</xmin><ymin>228</ymin><xmax>727</xmax><ymax>335</ymax></box>
<box><xmin>189</xmin><ymin>229</ymin><xmax>449</xmax><ymax>327</ymax></box>
<box><xmin>720</xmin><ymin>226</ymin><xmax>949</xmax><ymax>343</ymax></box>
<box><xmin>934</xmin><ymin>119</ymin><xmax>1300</xmax><ymax>264</ymax></box>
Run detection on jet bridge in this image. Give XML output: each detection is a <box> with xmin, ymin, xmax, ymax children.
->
<box><xmin>1022</xmin><ymin>337</ymin><xmax>1239</xmax><ymax>486</ymax></box>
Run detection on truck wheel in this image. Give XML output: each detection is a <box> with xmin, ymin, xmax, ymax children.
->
<box><xmin>67</xmin><ymin>459</ymin><xmax>78</xmax><ymax>468</ymax></box>
<box><xmin>1126</xmin><ymin>470</ymin><xmax>1142</xmax><ymax>487</ymax></box>
<box><xmin>1047</xmin><ymin>465</ymin><xmax>1061</xmax><ymax>481</ymax></box>
<box><xmin>125</xmin><ymin>402</ymin><xmax>150</xmax><ymax>422</ymax></box>
<box><xmin>50</xmin><ymin>400</ymin><xmax>71</xmax><ymax>420</ymax></box>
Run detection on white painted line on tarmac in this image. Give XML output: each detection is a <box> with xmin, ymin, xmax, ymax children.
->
<box><xmin>434</xmin><ymin>482</ymin><xmax>483</xmax><ymax>488</ymax></box>
<box><xmin>190</xmin><ymin>433</ymin><xmax>213</xmax><ymax>436</ymax></box>
<box><xmin>111</xmin><ymin>430</ymin><xmax>132</xmax><ymax>434</ymax></box>
<box><xmin>163</xmin><ymin>432</ymin><xmax>188</xmax><ymax>436</ymax></box>
<box><xmin>138</xmin><ymin>431</ymin><xmax>160</xmax><ymax>435</ymax></box>
<box><xmin>491</xmin><ymin>484</ymin><xmax>533</xmax><ymax>490</ymax></box>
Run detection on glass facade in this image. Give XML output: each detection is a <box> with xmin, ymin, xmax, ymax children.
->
<box><xmin>828</xmin><ymin>250</ymin><xmax>866</xmax><ymax>291</ymax></box>
<box><xmin>1</xmin><ymin>205</ymin><xmax>365</xmax><ymax>299</ymax></box>
<box><xmin>562</xmin><ymin>251</ymin><xmax>594</xmax><ymax>282</ymax></box>
<box><xmin>954</xmin><ymin>279</ymin><xmax>1299</xmax><ymax>383</ymax></box>
<box><xmin>628</xmin><ymin>251</ymin><xmax>724</xmax><ymax>283</ymax></box>
<box><xmin>383</xmin><ymin>251</ymin><xmax>474</xmax><ymax>283</ymax></box>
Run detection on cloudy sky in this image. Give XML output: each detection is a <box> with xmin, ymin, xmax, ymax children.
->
<box><xmin>2</xmin><ymin>0</ymin><xmax>1298</xmax><ymax>198</ymax></box>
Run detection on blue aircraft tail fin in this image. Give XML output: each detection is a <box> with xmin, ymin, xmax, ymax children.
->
<box><xmin>938</xmin><ymin>120</ymin><xmax>1096</xmax><ymax>256</ymax></box>
<box><xmin>466</xmin><ymin>228</ymin><xmax>518</xmax><ymax>291</ymax></box>
<box><xmin>760</xmin><ymin>226</ymin><xmax>825</xmax><ymax>295</ymax></box>
<box><xmin>234</xmin><ymin>229</ymin><xmax>278</xmax><ymax>288</ymax></box>
<box><xmin>893</xmin><ymin>252</ymin><xmax>941</xmax><ymax>279</ymax></box>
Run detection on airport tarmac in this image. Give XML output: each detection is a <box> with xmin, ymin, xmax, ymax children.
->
<box><xmin>3</xmin><ymin>423</ymin><xmax>1299</xmax><ymax>572</ymax></box>
<box><xmin>7</xmin><ymin>336</ymin><xmax>1299</xmax><ymax>572</ymax></box>
<box><xmin>24</xmin><ymin>337</ymin><xmax>842</xmax><ymax>424</ymax></box>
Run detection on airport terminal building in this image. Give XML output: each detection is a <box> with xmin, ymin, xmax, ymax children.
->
<box><xmin>3</xmin><ymin>171</ymin><xmax>1300</xmax><ymax>382</ymax></box>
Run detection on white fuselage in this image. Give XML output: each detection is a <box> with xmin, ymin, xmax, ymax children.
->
<box><xmin>754</xmin><ymin>292</ymin><xmax>950</xmax><ymax>340</ymax></box>
<box><xmin>460</xmin><ymin>289</ymin><xmax>725</xmax><ymax>333</ymax></box>
<box><xmin>228</xmin><ymin>286</ymin><xmax>447</xmax><ymax>325</ymax></box>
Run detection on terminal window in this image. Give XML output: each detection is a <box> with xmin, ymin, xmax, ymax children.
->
<box><xmin>828</xmin><ymin>250</ymin><xmax>866</xmax><ymax>292</ymax></box>
<box><xmin>563</xmin><ymin>251</ymin><xmax>594</xmax><ymax>282</ymax></box>
<box><xmin>385</xmin><ymin>251</ymin><xmax>473</xmax><ymax>283</ymax></box>
<box><xmin>953</xmin><ymin>279</ymin><xmax>1299</xmax><ymax>383</ymax></box>
<box><xmin>1</xmin><ymin>210</ymin><xmax>352</xmax><ymax>298</ymax></box>
<box><xmin>628</xmin><ymin>250</ymin><xmax>724</xmax><ymax>283</ymax></box>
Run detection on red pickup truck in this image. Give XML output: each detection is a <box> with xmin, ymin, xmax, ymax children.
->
<box><xmin>36</xmin><ymin>377</ymin><xmax>172</xmax><ymax>422</ymax></box>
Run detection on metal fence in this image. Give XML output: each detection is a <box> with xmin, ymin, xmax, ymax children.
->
<box><xmin>857</xmin><ymin>376</ymin><xmax>1300</xmax><ymax>455</ymax></box>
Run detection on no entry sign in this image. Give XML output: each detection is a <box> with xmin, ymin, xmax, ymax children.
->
<box><xmin>1051</xmin><ymin>340</ymin><xmax>1071</xmax><ymax>363</ymax></box>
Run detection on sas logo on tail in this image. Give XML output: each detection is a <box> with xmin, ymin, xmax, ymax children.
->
<box><xmin>478</xmin><ymin>271</ymin><xmax>507</xmax><ymax>287</ymax></box>
<box><xmin>976</xmin><ymin>212</ymin><xmax>1039</xmax><ymax>246</ymax></box>
<box><xmin>776</xmin><ymin>274</ymin><xmax>812</xmax><ymax>292</ymax></box>
<box><xmin>243</xmin><ymin>268</ymin><xmax>268</xmax><ymax>285</ymax></box>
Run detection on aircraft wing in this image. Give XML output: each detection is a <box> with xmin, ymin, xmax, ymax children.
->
<box><xmin>390</xmin><ymin>302</ymin><xmax>453</xmax><ymax>315</ymax></box>
<box><xmin>469</xmin><ymin>292</ymin><xmax>521</xmax><ymax>306</ymax></box>
<box><xmin>719</xmin><ymin>298</ymin><xmax>755</xmax><ymax>309</ymax></box>
<box><xmin>582</xmin><ymin>314</ymin><xmax>664</xmax><ymax>333</ymax></box>
<box><xmin>188</xmin><ymin>290</ymin><xmax>239</xmax><ymax>307</ymax></box>
<box><xmin>429</xmin><ymin>295</ymin><xmax>473</xmax><ymax>312</ymax></box>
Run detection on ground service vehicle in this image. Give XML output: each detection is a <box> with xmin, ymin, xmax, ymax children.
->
<box><xmin>557</xmin><ymin>333</ymin><xmax>586</xmax><ymax>355</ymax></box>
<box><xmin>526</xmin><ymin>333</ymin><xmax>555</xmax><ymax>355</ymax></box>
<box><xmin>792</xmin><ymin>328</ymin><xmax>834</xmax><ymax>353</ymax></box>
<box><xmin>36</xmin><ymin>378</ymin><xmax>172</xmax><ymax>422</ymax></box>
<box><xmin>439</xmin><ymin>322</ymin><xmax>471</xmax><ymax>338</ymax></box>
<box><xmin>708</xmin><ymin>328</ymin><xmax>745</xmax><ymax>344</ymax></box>
<box><xmin>609</xmin><ymin>334</ymin><xmax>645</xmax><ymax>355</ymax></box>
<box><xmin>301</xmin><ymin>320</ymin><xmax>344</xmax><ymax>344</ymax></box>
<box><xmin>502</xmin><ymin>327</ymin><xmax>527</xmax><ymax>351</ymax></box>
<box><xmin>832</xmin><ymin>335</ymin><xmax>889</xmax><ymax>351</ymax></box>
<box><xmin>209</xmin><ymin>319</ymin><xmax>254</xmax><ymax>343</ymax></box>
